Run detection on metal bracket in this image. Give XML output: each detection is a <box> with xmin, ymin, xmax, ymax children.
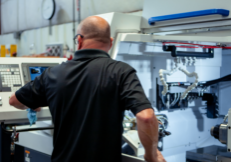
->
<box><xmin>163</xmin><ymin>45</ymin><xmax>214</xmax><ymax>58</ymax></box>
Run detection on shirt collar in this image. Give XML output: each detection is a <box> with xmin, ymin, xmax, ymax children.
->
<box><xmin>73</xmin><ymin>49</ymin><xmax>110</xmax><ymax>60</ymax></box>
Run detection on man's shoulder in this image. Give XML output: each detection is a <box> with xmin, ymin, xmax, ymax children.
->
<box><xmin>108</xmin><ymin>59</ymin><xmax>135</xmax><ymax>71</ymax></box>
<box><xmin>45</xmin><ymin>61</ymin><xmax>69</xmax><ymax>75</ymax></box>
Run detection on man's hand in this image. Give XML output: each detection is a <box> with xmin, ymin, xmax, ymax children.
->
<box><xmin>144</xmin><ymin>149</ymin><xmax>166</xmax><ymax>162</ymax></box>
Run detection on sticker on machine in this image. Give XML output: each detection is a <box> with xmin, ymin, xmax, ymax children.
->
<box><xmin>25</xmin><ymin>157</ymin><xmax>30</xmax><ymax>162</ymax></box>
<box><xmin>25</xmin><ymin>150</ymin><xmax>30</xmax><ymax>162</ymax></box>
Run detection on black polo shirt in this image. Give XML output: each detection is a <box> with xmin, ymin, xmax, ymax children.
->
<box><xmin>16</xmin><ymin>49</ymin><xmax>152</xmax><ymax>162</ymax></box>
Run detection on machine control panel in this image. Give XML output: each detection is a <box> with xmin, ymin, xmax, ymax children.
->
<box><xmin>0</xmin><ymin>64</ymin><xmax>22</xmax><ymax>92</ymax></box>
<box><xmin>0</xmin><ymin>58</ymin><xmax>67</xmax><ymax>124</ymax></box>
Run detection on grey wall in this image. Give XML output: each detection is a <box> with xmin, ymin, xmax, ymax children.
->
<box><xmin>1</xmin><ymin>0</ymin><xmax>143</xmax><ymax>34</ymax></box>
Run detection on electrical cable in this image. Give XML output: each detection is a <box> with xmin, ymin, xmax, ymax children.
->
<box><xmin>175</xmin><ymin>46</ymin><xmax>200</xmax><ymax>48</ymax></box>
<box><xmin>149</xmin><ymin>44</ymin><xmax>224</xmax><ymax>49</ymax></box>
<box><xmin>200</xmin><ymin>74</ymin><xmax>231</xmax><ymax>87</ymax></box>
<box><xmin>163</xmin><ymin>42</ymin><xmax>231</xmax><ymax>49</ymax></box>
<box><xmin>163</xmin><ymin>42</ymin><xmax>222</xmax><ymax>48</ymax></box>
<box><xmin>154</xmin><ymin>42</ymin><xmax>231</xmax><ymax>50</ymax></box>
<box><xmin>172</xmin><ymin>93</ymin><xmax>181</xmax><ymax>107</ymax></box>
<box><xmin>170</xmin><ymin>93</ymin><xmax>177</xmax><ymax>107</ymax></box>
<box><xmin>223</xmin><ymin>114</ymin><xmax>228</xmax><ymax>123</ymax></box>
<box><xmin>161</xmin><ymin>95</ymin><xmax>167</xmax><ymax>108</ymax></box>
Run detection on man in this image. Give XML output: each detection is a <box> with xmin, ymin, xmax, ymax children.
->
<box><xmin>9</xmin><ymin>16</ymin><xmax>166</xmax><ymax>162</ymax></box>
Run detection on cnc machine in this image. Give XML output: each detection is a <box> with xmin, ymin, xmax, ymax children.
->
<box><xmin>100</xmin><ymin>0</ymin><xmax>231</xmax><ymax>161</ymax></box>
<box><xmin>3</xmin><ymin>0</ymin><xmax>231</xmax><ymax>161</ymax></box>
<box><xmin>0</xmin><ymin>58</ymin><xmax>66</xmax><ymax>162</ymax></box>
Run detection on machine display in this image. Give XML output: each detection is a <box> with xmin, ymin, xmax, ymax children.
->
<box><xmin>21</xmin><ymin>63</ymin><xmax>58</xmax><ymax>85</ymax></box>
<box><xmin>29</xmin><ymin>66</ymin><xmax>48</xmax><ymax>81</ymax></box>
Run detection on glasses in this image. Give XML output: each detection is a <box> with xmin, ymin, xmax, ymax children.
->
<box><xmin>73</xmin><ymin>34</ymin><xmax>84</xmax><ymax>44</ymax></box>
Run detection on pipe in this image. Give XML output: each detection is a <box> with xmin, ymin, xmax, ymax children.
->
<box><xmin>77</xmin><ymin>0</ymin><xmax>81</xmax><ymax>24</ymax></box>
<box><xmin>159</xmin><ymin>57</ymin><xmax>199</xmax><ymax>106</ymax></box>
<box><xmin>193</xmin><ymin>57</ymin><xmax>197</xmax><ymax>65</ymax></box>
<box><xmin>184</xmin><ymin>57</ymin><xmax>188</xmax><ymax>66</ymax></box>
<box><xmin>188</xmin><ymin>57</ymin><xmax>193</xmax><ymax>66</ymax></box>
<box><xmin>159</xmin><ymin>58</ymin><xmax>179</xmax><ymax>96</ymax></box>
<box><xmin>179</xmin><ymin>67</ymin><xmax>199</xmax><ymax>100</ymax></box>
<box><xmin>166</xmin><ymin>94</ymin><xmax>170</xmax><ymax>109</ymax></box>
<box><xmin>161</xmin><ymin>95</ymin><xmax>167</xmax><ymax>108</ymax></box>
<box><xmin>223</xmin><ymin>114</ymin><xmax>228</xmax><ymax>123</ymax></box>
<box><xmin>176</xmin><ymin>93</ymin><xmax>181</xmax><ymax>104</ymax></box>
<box><xmin>170</xmin><ymin>93</ymin><xmax>177</xmax><ymax>107</ymax></box>
<box><xmin>159</xmin><ymin>71</ymin><xmax>169</xmax><ymax>96</ymax></box>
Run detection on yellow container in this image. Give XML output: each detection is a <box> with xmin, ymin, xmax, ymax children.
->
<box><xmin>1</xmin><ymin>45</ymin><xmax>6</xmax><ymax>57</ymax></box>
<box><xmin>10</xmin><ymin>45</ymin><xmax>17</xmax><ymax>57</ymax></box>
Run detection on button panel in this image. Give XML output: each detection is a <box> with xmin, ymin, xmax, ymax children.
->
<box><xmin>0</xmin><ymin>64</ymin><xmax>22</xmax><ymax>92</ymax></box>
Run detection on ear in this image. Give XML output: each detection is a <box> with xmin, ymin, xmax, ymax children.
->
<box><xmin>77</xmin><ymin>35</ymin><xmax>83</xmax><ymax>50</ymax></box>
<box><xmin>109</xmin><ymin>37</ymin><xmax>114</xmax><ymax>50</ymax></box>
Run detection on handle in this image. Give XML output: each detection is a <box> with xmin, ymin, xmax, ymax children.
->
<box><xmin>148</xmin><ymin>9</ymin><xmax>230</xmax><ymax>25</ymax></box>
<box><xmin>163</xmin><ymin>45</ymin><xmax>214</xmax><ymax>58</ymax></box>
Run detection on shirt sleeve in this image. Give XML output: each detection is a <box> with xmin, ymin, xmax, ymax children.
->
<box><xmin>120</xmin><ymin>67</ymin><xmax>153</xmax><ymax>115</ymax></box>
<box><xmin>15</xmin><ymin>71</ymin><xmax>48</xmax><ymax>109</ymax></box>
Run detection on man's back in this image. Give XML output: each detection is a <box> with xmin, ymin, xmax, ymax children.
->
<box><xmin>20</xmin><ymin>49</ymin><xmax>148</xmax><ymax>161</ymax></box>
<box><xmin>48</xmin><ymin>49</ymin><xmax>125</xmax><ymax>161</ymax></box>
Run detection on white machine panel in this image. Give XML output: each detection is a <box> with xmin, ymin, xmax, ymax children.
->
<box><xmin>0</xmin><ymin>57</ymin><xmax>66</xmax><ymax>124</ymax></box>
<box><xmin>97</xmin><ymin>12</ymin><xmax>141</xmax><ymax>59</ymax></box>
<box><xmin>142</xmin><ymin>0</ymin><xmax>231</xmax><ymax>28</ymax></box>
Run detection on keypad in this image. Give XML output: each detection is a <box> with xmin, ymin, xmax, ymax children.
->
<box><xmin>0</xmin><ymin>65</ymin><xmax>22</xmax><ymax>92</ymax></box>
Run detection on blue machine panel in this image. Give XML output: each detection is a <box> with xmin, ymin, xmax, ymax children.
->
<box><xmin>148</xmin><ymin>9</ymin><xmax>230</xmax><ymax>25</ymax></box>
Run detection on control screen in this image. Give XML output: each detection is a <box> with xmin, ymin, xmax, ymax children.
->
<box><xmin>29</xmin><ymin>67</ymin><xmax>48</xmax><ymax>81</ymax></box>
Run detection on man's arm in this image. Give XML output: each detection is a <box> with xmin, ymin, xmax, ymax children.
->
<box><xmin>136</xmin><ymin>108</ymin><xmax>166</xmax><ymax>162</ymax></box>
<box><xmin>9</xmin><ymin>92</ymin><xmax>28</xmax><ymax>110</ymax></box>
<box><xmin>118</xmin><ymin>65</ymin><xmax>166</xmax><ymax>161</ymax></box>
<box><xmin>9</xmin><ymin>93</ymin><xmax>42</xmax><ymax>112</ymax></box>
<box><xmin>9</xmin><ymin>69</ymin><xmax>48</xmax><ymax>111</ymax></box>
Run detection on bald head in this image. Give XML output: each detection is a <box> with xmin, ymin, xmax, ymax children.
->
<box><xmin>77</xmin><ymin>16</ymin><xmax>111</xmax><ymax>44</ymax></box>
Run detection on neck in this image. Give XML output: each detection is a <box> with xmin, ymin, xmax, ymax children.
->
<box><xmin>79</xmin><ymin>40</ymin><xmax>110</xmax><ymax>53</ymax></box>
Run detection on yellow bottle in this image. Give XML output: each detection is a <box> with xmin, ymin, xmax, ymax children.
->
<box><xmin>1</xmin><ymin>45</ymin><xmax>6</xmax><ymax>57</ymax></box>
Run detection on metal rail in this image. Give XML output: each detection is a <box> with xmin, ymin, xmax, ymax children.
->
<box><xmin>1</xmin><ymin>122</ymin><xmax>54</xmax><ymax>134</ymax></box>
